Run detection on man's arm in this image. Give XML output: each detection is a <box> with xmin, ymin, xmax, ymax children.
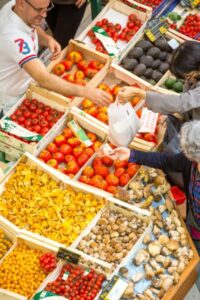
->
<box><xmin>23</xmin><ymin>58</ymin><xmax>112</xmax><ymax>105</ymax></box>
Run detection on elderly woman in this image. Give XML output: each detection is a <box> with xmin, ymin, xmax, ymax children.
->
<box><xmin>102</xmin><ymin>120</ymin><xmax>200</xmax><ymax>254</ymax></box>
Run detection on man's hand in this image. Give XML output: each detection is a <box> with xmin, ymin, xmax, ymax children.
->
<box><xmin>118</xmin><ymin>86</ymin><xmax>146</xmax><ymax>104</ymax></box>
<box><xmin>47</xmin><ymin>36</ymin><xmax>61</xmax><ymax>60</ymax></box>
<box><xmin>75</xmin><ymin>0</ymin><xmax>87</xmax><ymax>8</ymax></box>
<box><xmin>84</xmin><ymin>87</ymin><xmax>113</xmax><ymax>106</ymax></box>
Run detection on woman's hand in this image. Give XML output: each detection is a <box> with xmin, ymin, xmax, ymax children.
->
<box><xmin>47</xmin><ymin>37</ymin><xmax>61</xmax><ymax>60</ymax></box>
<box><xmin>98</xmin><ymin>146</ymin><xmax>131</xmax><ymax>161</ymax></box>
<box><xmin>75</xmin><ymin>0</ymin><xmax>87</xmax><ymax>8</ymax></box>
<box><xmin>118</xmin><ymin>86</ymin><xmax>146</xmax><ymax>104</ymax></box>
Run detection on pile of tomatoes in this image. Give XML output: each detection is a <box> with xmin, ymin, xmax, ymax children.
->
<box><xmin>122</xmin><ymin>0</ymin><xmax>162</xmax><ymax>10</ymax></box>
<box><xmin>45</xmin><ymin>263</ymin><xmax>105</xmax><ymax>300</ymax></box>
<box><xmin>53</xmin><ymin>50</ymin><xmax>104</xmax><ymax>86</ymax></box>
<box><xmin>7</xmin><ymin>98</ymin><xmax>63</xmax><ymax>141</ymax></box>
<box><xmin>87</xmin><ymin>14</ymin><xmax>142</xmax><ymax>54</ymax></box>
<box><xmin>79</xmin><ymin>155</ymin><xmax>140</xmax><ymax>194</ymax></box>
<box><xmin>39</xmin><ymin>127</ymin><xmax>103</xmax><ymax>177</ymax></box>
<box><xmin>178</xmin><ymin>14</ymin><xmax>200</xmax><ymax>39</ymax></box>
<box><xmin>81</xmin><ymin>83</ymin><xmax>141</xmax><ymax>124</ymax></box>
<box><xmin>39</xmin><ymin>252</ymin><xmax>57</xmax><ymax>273</ymax></box>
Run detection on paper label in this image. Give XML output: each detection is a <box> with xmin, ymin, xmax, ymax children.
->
<box><xmin>99</xmin><ymin>276</ymin><xmax>128</xmax><ymax>300</ymax></box>
<box><xmin>180</xmin><ymin>0</ymin><xmax>200</xmax><ymax>7</ymax></box>
<box><xmin>139</xmin><ymin>108</ymin><xmax>158</xmax><ymax>133</ymax></box>
<box><xmin>67</xmin><ymin>120</ymin><xmax>93</xmax><ymax>147</ymax></box>
<box><xmin>34</xmin><ymin>291</ymin><xmax>66</xmax><ymax>299</ymax></box>
<box><xmin>62</xmin><ymin>271</ymin><xmax>70</xmax><ymax>280</ymax></box>
<box><xmin>168</xmin><ymin>39</ymin><xmax>180</xmax><ymax>50</ymax></box>
<box><xmin>93</xmin><ymin>26</ymin><xmax>120</xmax><ymax>57</ymax></box>
<box><xmin>0</xmin><ymin>117</ymin><xmax>42</xmax><ymax>142</ymax></box>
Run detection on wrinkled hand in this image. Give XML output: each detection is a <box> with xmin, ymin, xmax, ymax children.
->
<box><xmin>118</xmin><ymin>86</ymin><xmax>145</xmax><ymax>104</ymax></box>
<box><xmin>84</xmin><ymin>87</ymin><xmax>113</xmax><ymax>106</ymax></box>
<box><xmin>75</xmin><ymin>0</ymin><xmax>86</xmax><ymax>8</ymax></box>
<box><xmin>98</xmin><ymin>146</ymin><xmax>131</xmax><ymax>161</ymax></box>
<box><xmin>47</xmin><ymin>37</ymin><xmax>61</xmax><ymax>60</ymax></box>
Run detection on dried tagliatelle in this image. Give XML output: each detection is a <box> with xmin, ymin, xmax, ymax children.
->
<box><xmin>0</xmin><ymin>163</ymin><xmax>105</xmax><ymax>246</ymax></box>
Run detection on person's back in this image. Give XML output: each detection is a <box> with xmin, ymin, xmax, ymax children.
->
<box><xmin>0</xmin><ymin>0</ymin><xmax>39</xmax><ymax>113</ymax></box>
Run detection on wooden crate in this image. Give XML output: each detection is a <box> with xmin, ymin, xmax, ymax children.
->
<box><xmin>167</xmin><ymin>3</ymin><xmax>200</xmax><ymax>42</ymax></box>
<box><xmin>0</xmin><ymin>233</ymin><xmax>59</xmax><ymax>300</ymax></box>
<box><xmin>120</xmin><ymin>0</ymin><xmax>169</xmax><ymax>16</ymax></box>
<box><xmin>129</xmin><ymin>114</ymin><xmax>167</xmax><ymax>151</ymax></box>
<box><xmin>36</xmin><ymin>108</ymin><xmax>108</xmax><ymax>182</ymax></box>
<box><xmin>117</xmin><ymin>30</ymin><xmax>187</xmax><ymax>88</ymax></box>
<box><xmin>0</xmin><ymin>84</ymin><xmax>68</xmax><ymax>160</ymax></box>
<box><xmin>73</xmin><ymin>202</ymin><xmax>151</xmax><ymax>277</ymax></box>
<box><xmin>163</xmin><ymin>192</ymin><xmax>200</xmax><ymax>300</ymax></box>
<box><xmin>72</xmin><ymin>63</ymin><xmax>150</xmax><ymax>131</ymax></box>
<box><xmin>46</xmin><ymin>39</ymin><xmax>111</xmax><ymax>90</ymax></box>
<box><xmin>0</xmin><ymin>152</ymin><xmax>143</xmax><ymax>250</ymax></box>
<box><xmin>77</xmin><ymin>0</ymin><xmax>152</xmax><ymax>61</ymax></box>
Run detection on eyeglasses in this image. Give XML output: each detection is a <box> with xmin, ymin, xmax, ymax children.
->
<box><xmin>24</xmin><ymin>0</ymin><xmax>54</xmax><ymax>14</ymax></box>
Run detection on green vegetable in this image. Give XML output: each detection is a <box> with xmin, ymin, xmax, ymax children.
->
<box><xmin>173</xmin><ymin>81</ymin><xmax>183</xmax><ymax>93</ymax></box>
<box><xmin>168</xmin><ymin>12</ymin><xmax>181</xmax><ymax>22</ymax></box>
<box><xmin>165</xmin><ymin>78</ymin><xmax>176</xmax><ymax>89</ymax></box>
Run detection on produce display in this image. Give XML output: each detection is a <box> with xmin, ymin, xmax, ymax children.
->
<box><xmin>45</xmin><ymin>263</ymin><xmax>105</xmax><ymax>299</ymax></box>
<box><xmin>87</xmin><ymin>14</ymin><xmax>142</xmax><ymax>53</ymax></box>
<box><xmin>115</xmin><ymin>167</ymin><xmax>170</xmax><ymax>207</ymax></box>
<box><xmin>0</xmin><ymin>228</ymin><xmax>13</xmax><ymax>260</ymax></box>
<box><xmin>80</xmin><ymin>83</ymin><xmax>142</xmax><ymax>125</ymax></box>
<box><xmin>78</xmin><ymin>155</ymin><xmax>140</xmax><ymax>193</ymax></box>
<box><xmin>0</xmin><ymin>97</ymin><xmax>64</xmax><ymax>142</ymax></box>
<box><xmin>77</xmin><ymin>207</ymin><xmax>149</xmax><ymax>270</ymax></box>
<box><xmin>0</xmin><ymin>243</ymin><xmax>47</xmax><ymax>297</ymax></box>
<box><xmin>39</xmin><ymin>126</ymin><xmax>102</xmax><ymax>177</ymax></box>
<box><xmin>163</xmin><ymin>77</ymin><xmax>184</xmax><ymax>93</ymax></box>
<box><xmin>122</xmin><ymin>0</ymin><xmax>163</xmax><ymax>10</ymax></box>
<box><xmin>120</xmin><ymin>36</ymin><xmax>174</xmax><ymax>84</ymax></box>
<box><xmin>53</xmin><ymin>50</ymin><xmax>105</xmax><ymax>85</ymax></box>
<box><xmin>0</xmin><ymin>163</ymin><xmax>104</xmax><ymax>246</ymax></box>
<box><xmin>113</xmin><ymin>167</ymin><xmax>194</xmax><ymax>299</ymax></box>
<box><xmin>167</xmin><ymin>12</ymin><xmax>200</xmax><ymax>40</ymax></box>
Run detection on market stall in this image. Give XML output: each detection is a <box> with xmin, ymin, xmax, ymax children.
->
<box><xmin>0</xmin><ymin>0</ymin><xmax>199</xmax><ymax>299</ymax></box>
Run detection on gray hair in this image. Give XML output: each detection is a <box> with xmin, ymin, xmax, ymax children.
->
<box><xmin>180</xmin><ymin>120</ymin><xmax>200</xmax><ymax>162</ymax></box>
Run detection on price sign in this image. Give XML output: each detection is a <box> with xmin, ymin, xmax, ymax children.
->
<box><xmin>144</xmin><ymin>17</ymin><xmax>169</xmax><ymax>42</ymax></box>
<box><xmin>57</xmin><ymin>248</ymin><xmax>80</xmax><ymax>264</ymax></box>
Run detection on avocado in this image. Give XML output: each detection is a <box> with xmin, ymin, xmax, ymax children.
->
<box><xmin>123</xmin><ymin>58</ymin><xmax>138</xmax><ymax>70</ymax></box>
<box><xmin>165</xmin><ymin>78</ymin><xmax>176</xmax><ymax>89</ymax></box>
<box><xmin>173</xmin><ymin>81</ymin><xmax>183</xmax><ymax>93</ymax></box>
<box><xmin>140</xmin><ymin>55</ymin><xmax>154</xmax><ymax>67</ymax></box>
<box><xmin>144</xmin><ymin>68</ymin><xmax>153</xmax><ymax>79</ymax></box>
<box><xmin>121</xmin><ymin>57</ymin><xmax>131</xmax><ymax>66</ymax></box>
<box><xmin>152</xmin><ymin>70</ymin><xmax>163</xmax><ymax>82</ymax></box>
<box><xmin>133</xmin><ymin>64</ymin><xmax>147</xmax><ymax>76</ymax></box>
<box><xmin>148</xmin><ymin>79</ymin><xmax>156</xmax><ymax>85</ymax></box>
<box><xmin>155</xmin><ymin>38</ymin><xmax>171</xmax><ymax>52</ymax></box>
<box><xmin>166</xmin><ymin>53</ymin><xmax>173</xmax><ymax>64</ymax></box>
<box><xmin>152</xmin><ymin>59</ymin><xmax>162</xmax><ymax>69</ymax></box>
<box><xmin>147</xmin><ymin>47</ymin><xmax>161</xmax><ymax>58</ymax></box>
<box><xmin>136</xmin><ymin>39</ymin><xmax>152</xmax><ymax>51</ymax></box>
<box><xmin>128</xmin><ymin>47</ymin><xmax>143</xmax><ymax>59</ymax></box>
<box><xmin>159</xmin><ymin>62</ymin><xmax>169</xmax><ymax>74</ymax></box>
<box><xmin>159</xmin><ymin>51</ymin><xmax>168</xmax><ymax>61</ymax></box>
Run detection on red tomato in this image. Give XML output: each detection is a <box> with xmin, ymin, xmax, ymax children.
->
<box><xmin>53</xmin><ymin>151</ymin><xmax>65</xmax><ymax>163</ymax></box>
<box><xmin>39</xmin><ymin>150</ymin><xmax>52</xmax><ymax>162</ymax></box>
<box><xmin>60</xmin><ymin>144</ymin><xmax>73</xmax><ymax>155</ymax></box>
<box><xmin>77</xmin><ymin>153</ymin><xmax>89</xmax><ymax>167</ymax></box>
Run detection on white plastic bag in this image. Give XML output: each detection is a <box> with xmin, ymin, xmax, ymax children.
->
<box><xmin>108</xmin><ymin>98</ymin><xmax>140</xmax><ymax>147</ymax></box>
